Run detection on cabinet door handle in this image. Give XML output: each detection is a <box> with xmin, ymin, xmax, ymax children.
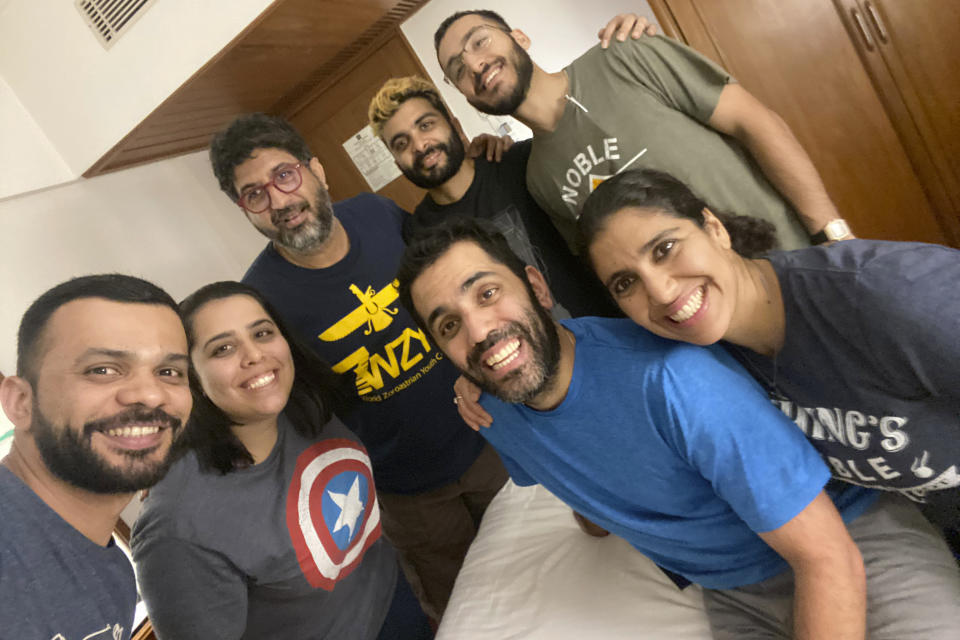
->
<box><xmin>851</xmin><ymin>8</ymin><xmax>876</xmax><ymax>51</ymax></box>
<box><xmin>864</xmin><ymin>1</ymin><xmax>889</xmax><ymax>44</ymax></box>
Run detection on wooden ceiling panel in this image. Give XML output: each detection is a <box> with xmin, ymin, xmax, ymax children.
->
<box><xmin>85</xmin><ymin>0</ymin><xmax>427</xmax><ymax>177</ymax></box>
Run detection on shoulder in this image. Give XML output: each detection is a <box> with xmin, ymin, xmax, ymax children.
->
<box><xmin>132</xmin><ymin>453</ymin><xmax>207</xmax><ymax>541</ymax></box>
<box><xmin>336</xmin><ymin>192</ymin><xmax>406</xmax><ymax>219</ymax></box>
<box><xmin>242</xmin><ymin>243</ymin><xmax>281</xmax><ymax>282</ymax></box>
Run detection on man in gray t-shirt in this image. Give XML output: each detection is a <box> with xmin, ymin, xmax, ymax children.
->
<box><xmin>0</xmin><ymin>275</ymin><xmax>193</xmax><ymax>640</ymax></box>
<box><xmin>433</xmin><ymin>10</ymin><xmax>852</xmax><ymax>251</ymax></box>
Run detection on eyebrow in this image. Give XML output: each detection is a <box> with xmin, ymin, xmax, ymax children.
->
<box><xmin>443</xmin><ymin>24</ymin><xmax>488</xmax><ymax>73</ymax></box>
<box><xmin>602</xmin><ymin>228</ymin><xmax>680</xmax><ymax>289</ymax></box>
<box><xmin>425</xmin><ymin>270</ymin><xmax>496</xmax><ymax>330</ymax></box>
<box><xmin>75</xmin><ymin>348</ymin><xmax>189</xmax><ymax>366</ymax></box>
<box><xmin>201</xmin><ymin>317</ymin><xmax>273</xmax><ymax>351</ymax></box>
<box><xmin>236</xmin><ymin>162</ymin><xmax>291</xmax><ymax>195</ymax></box>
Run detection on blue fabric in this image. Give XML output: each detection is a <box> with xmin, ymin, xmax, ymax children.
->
<box><xmin>0</xmin><ymin>467</ymin><xmax>136</xmax><ymax>640</ymax></box>
<box><xmin>243</xmin><ymin>193</ymin><xmax>485</xmax><ymax>493</ymax></box>
<box><xmin>480</xmin><ymin>317</ymin><xmax>877</xmax><ymax>589</ymax></box>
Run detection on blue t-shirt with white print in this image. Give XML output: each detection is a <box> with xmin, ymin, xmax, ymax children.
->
<box><xmin>480</xmin><ymin>317</ymin><xmax>876</xmax><ymax>589</ymax></box>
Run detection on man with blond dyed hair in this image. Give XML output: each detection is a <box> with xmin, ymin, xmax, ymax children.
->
<box><xmin>370</xmin><ymin>75</ymin><xmax>615</xmax><ymax>318</ymax></box>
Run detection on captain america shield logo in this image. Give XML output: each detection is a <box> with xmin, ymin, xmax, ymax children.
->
<box><xmin>286</xmin><ymin>438</ymin><xmax>381</xmax><ymax>589</ymax></box>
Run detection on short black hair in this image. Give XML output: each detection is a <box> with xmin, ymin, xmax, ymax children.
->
<box><xmin>17</xmin><ymin>274</ymin><xmax>178</xmax><ymax>384</ymax></box>
<box><xmin>209</xmin><ymin>113</ymin><xmax>313</xmax><ymax>201</ymax></box>
<box><xmin>177</xmin><ymin>281</ymin><xmax>349</xmax><ymax>474</ymax></box>
<box><xmin>434</xmin><ymin>9</ymin><xmax>512</xmax><ymax>51</ymax></box>
<box><xmin>578</xmin><ymin>169</ymin><xmax>778</xmax><ymax>261</ymax></box>
<box><xmin>397</xmin><ymin>217</ymin><xmax>529</xmax><ymax>332</ymax></box>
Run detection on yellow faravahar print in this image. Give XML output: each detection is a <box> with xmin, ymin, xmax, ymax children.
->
<box><xmin>320</xmin><ymin>280</ymin><xmax>400</xmax><ymax>341</ymax></box>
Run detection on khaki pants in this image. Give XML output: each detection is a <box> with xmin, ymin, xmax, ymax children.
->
<box><xmin>704</xmin><ymin>493</ymin><xmax>960</xmax><ymax>639</ymax></box>
<box><xmin>377</xmin><ymin>443</ymin><xmax>508</xmax><ymax>620</ymax></box>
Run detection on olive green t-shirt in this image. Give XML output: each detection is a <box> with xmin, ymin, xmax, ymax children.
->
<box><xmin>526</xmin><ymin>35</ymin><xmax>809</xmax><ymax>252</ymax></box>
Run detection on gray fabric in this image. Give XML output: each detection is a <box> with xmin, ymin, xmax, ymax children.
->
<box><xmin>132</xmin><ymin>413</ymin><xmax>397</xmax><ymax>640</ymax></box>
<box><xmin>728</xmin><ymin>240</ymin><xmax>960</xmax><ymax>528</ymax></box>
<box><xmin>703</xmin><ymin>493</ymin><xmax>960</xmax><ymax>639</ymax></box>
<box><xmin>0</xmin><ymin>466</ymin><xmax>137</xmax><ymax>640</ymax></box>
<box><xmin>526</xmin><ymin>35</ymin><xmax>809</xmax><ymax>252</ymax></box>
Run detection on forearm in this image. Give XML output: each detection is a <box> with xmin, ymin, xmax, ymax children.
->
<box><xmin>738</xmin><ymin>112</ymin><xmax>840</xmax><ymax>234</ymax></box>
<box><xmin>791</xmin><ymin>550</ymin><xmax>866</xmax><ymax>639</ymax></box>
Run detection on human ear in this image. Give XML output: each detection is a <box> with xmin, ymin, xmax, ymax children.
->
<box><xmin>511</xmin><ymin>29</ymin><xmax>531</xmax><ymax>50</ymax></box>
<box><xmin>525</xmin><ymin>265</ymin><xmax>554</xmax><ymax>310</ymax></box>
<box><xmin>308</xmin><ymin>157</ymin><xmax>328</xmax><ymax>189</ymax></box>
<box><xmin>0</xmin><ymin>376</ymin><xmax>34</xmax><ymax>431</ymax></box>
<box><xmin>702</xmin><ymin>208</ymin><xmax>732</xmax><ymax>250</ymax></box>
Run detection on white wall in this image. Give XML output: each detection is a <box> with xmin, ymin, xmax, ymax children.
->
<box><xmin>0</xmin><ymin>150</ymin><xmax>268</xmax><ymax>378</ymax></box>
<box><xmin>0</xmin><ymin>76</ymin><xmax>75</xmax><ymax>199</ymax></box>
<box><xmin>0</xmin><ymin>0</ymin><xmax>273</xmax><ymax>187</ymax></box>
<box><xmin>401</xmin><ymin>0</ymin><xmax>658</xmax><ymax>141</ymax></box>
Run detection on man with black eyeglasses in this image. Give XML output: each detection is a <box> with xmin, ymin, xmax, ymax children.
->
<box><xmin>208</xmin><ymin>113</ymin><xmax>508</xmax><ymax>621</ymax></box>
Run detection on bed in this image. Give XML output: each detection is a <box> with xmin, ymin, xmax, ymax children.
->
<box><xmin>436</xmin><ymin>481</ymin><xmax>713</xmax><ymax>639</ymax></box>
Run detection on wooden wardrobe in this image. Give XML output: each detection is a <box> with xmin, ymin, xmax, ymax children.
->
<box><xmin>650</xmin><ymin>0</ymin><xmax>960</xmax><ymax>247</ymax></box>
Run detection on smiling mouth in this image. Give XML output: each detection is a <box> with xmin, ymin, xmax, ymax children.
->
<box><xmin>244</xmin><ymin>371</ymin><xmax>276</xmax><ymax>390</ymax></box>
<box><xmin>476</xmin><ymin>61</ymin><xmax>504</xmax><ymax>93</ymax></box>
<box><xmin>669</xmin><ymin>286</ymin><xmax>705</xmax><ymax>323</ymax></box>
<box><xmin>103</xmin><ymin>425</ymin><xmax>161</xmax><ymax>438</ymax></box>
<box><xmin>485</xmin><ymin>338</ymin><xmax>520</xmax><ymax>370</ymax></box>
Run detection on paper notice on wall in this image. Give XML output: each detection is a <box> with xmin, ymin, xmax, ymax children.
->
<box><xmin>343</xmin><ymin>125</ymin><xmax>402</xmax><ymax>192</ymax></box>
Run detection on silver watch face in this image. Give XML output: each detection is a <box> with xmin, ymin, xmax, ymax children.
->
<box><xmin>826</xmin><ymin>219</ymin><xmax>851</xmax><ymax>240</ymax></box>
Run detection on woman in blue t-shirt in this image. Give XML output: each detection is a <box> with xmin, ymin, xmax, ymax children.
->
<box><xmin>576</xmin><ymin>168</ymin><xmax>960</xmax><ymax>551</ymax></box>
<box><xmin>131</xmin><ymin>281</ymin><xmax>431</xmax><ymax>640</ymax></box>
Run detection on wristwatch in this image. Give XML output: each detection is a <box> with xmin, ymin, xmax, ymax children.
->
<box><xmin>810</xmin><ymin>219</ymin><xmax>852</xmax><ymax>245</ymax></box>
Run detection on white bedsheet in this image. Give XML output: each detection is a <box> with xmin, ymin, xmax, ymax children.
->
<box><xmin>437</xmin><ymin>481</ymin><xmax>712</xmax><ymax>639</ymax></box>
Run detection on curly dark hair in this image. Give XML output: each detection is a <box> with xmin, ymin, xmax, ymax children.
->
<box><xmin>209</xmin><ymin>113</ymin><xmax>313</xmax><ymax>201</ymax></box>
<box><xmin>434</xmin><ymin>9</ymin><xmax>511</xmax><ymax>51</ymax></box>
<box><xmin>578</xmin><ymin>169</ymin><xmax>778</xmax><ymax>261</ymax></box>
<box><xmin>177</xmin><ymin>281</ymin><xmax>349</xmax><ymax>474</ymax></box>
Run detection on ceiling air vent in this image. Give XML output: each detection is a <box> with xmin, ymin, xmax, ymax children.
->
<box><xmin>75</xmin><ymin>0</ymin><xmax>158</xmax><ymax>49</ymax></box>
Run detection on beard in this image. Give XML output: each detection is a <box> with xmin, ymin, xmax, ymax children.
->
<box><xmin>461</xmin><ymin>288</ymin><xmax>561</xmax><ymax>404</ymax></box>
<box><xmin>266</xmin><ymin>183</ymin><xmax>335</xmax><ymax>253</ymax></box>
<box><xmin>400</xmin><ymin>129</ymin><xmax>466</xmax><ymax>189</ymax></box>
<box><xmin>467</xmin><ymin>39</ymin><xmax>534</xmax><ymax>116</ymax></box>
<box><xmin>31</xmin><ymin>402</ymin><xmax>181</xmax><ymax>494</ymax></box>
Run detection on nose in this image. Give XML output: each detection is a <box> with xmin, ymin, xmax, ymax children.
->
<box><xmin>116</xmin><ymin>369</ymin><xmax>169</xmax><ymax>409</ymax></box>
<box><xmin>462</xmin><ymin>309</ymin><xmax>498</xmax><ymax>350</ymax></box>
<box><xmin>267</xmin><ymin>182</ymin><xmax>298</xmax><ymax>210</ymax></box>
<box><xmin>643</xmin><ymin>269</ymin><xmax>679</xmax><ymax>306</ymax></box>
<box><xmin>239</xmin><ymin>341</ymin><xmax>265</xmax><ymax>367</ymax></box>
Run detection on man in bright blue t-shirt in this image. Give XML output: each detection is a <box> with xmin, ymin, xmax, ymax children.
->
<box><xmin>396</xmin><ymin>218</ymin><xmax>960</xmax><ymax>639</ymax></box>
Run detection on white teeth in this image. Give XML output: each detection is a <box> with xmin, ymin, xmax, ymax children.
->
<box><xmin>483</xmin><ymin>65</ymin><xmax>501</xmax><ymax>89</ymax></box>
<box><xmin>485</xmin><ymin>339</ymin><xmax>520</xmax><ymax>370</ymax></box>
<box><xmin>669</xmin><ymin>287</ymin><xmax>704</xmax><ymax>323</ymax></box>
<box><xmin>246</xmin><ymin>372</ymin><xmax>276</xmax><ymax>389</ymax></box>
<box><xmin>104</xmin><ymin>425</ymin><xmax>161</xmax><ymax>438</ymax></box>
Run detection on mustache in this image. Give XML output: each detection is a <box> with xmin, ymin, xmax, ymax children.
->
<box><xmin>467</xmin><ymin>324</ymin><xmax>524</xmax><ymax>370</ymax></box>
<box><xmin>270</xmin><ymin>202</ymin><xmax>307</xmax><ymax>225</ymax></box>
<box><xmin>83</xmin><ymin>407</ymin><xmax>182</xmax><ymax>438</ymax></box>
<box><xmin>414</xmin><ymin>143</ymin><xmax>449</xmax><ymax>171</ymax></box>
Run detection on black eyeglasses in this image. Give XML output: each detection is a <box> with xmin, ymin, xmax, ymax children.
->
<box><xmin>236</xmin><ymin>163</ymin><xmax>303</xmax><ymax>214</ymax></box>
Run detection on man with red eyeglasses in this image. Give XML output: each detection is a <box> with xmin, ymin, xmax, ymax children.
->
<box><xmin>208</xmin><ymin>113</ymin><xmax>509</xmax><ymax>621</ymax></box>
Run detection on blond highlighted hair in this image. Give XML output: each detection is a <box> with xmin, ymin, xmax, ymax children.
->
<box><xmin>368</xmin><ymin>76</ymin><xmax>452</xmax><ymax>139</ymax></box>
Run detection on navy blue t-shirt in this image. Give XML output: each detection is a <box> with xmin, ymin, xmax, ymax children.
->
<box><xmin>0</xmin><ymin>466</ymin><xmax>137</xmax><ymax>639</ymax></box>
<box><xmin>727</xmin><ymin>240</ymin><xmax>960</xmax><ymax>527</ymax></box>
<box><xmin>244</xmin><ymin>193</ymin><xmax>484</xmax><ymax>493</ymax></box>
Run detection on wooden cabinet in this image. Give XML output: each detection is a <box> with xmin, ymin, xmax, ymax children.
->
<box><xmin>650</xmin><ymin>0</ymin><xmax>959</xmax><ymax>246</ymax></box>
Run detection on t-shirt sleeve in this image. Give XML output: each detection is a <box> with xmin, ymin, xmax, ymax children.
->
<box><xmin>854</xmin><ymin>244</ymin><xmax>960</xmax><ymax>400</ymax></box>
<box><xmin>496</xmin><ymin>449</ymin><xmax>537</xmax><ymax>487</ymax></box>
<box><xmin>605</xmin><ymin>35</ymin><xmax>731</xmax><ymax>123</ymax></box>
<box><xmin>134</xmin><ymin>535</ymin><xmax>248</xmax><ymax>640</ymax></box>
<box><xmin>658</xmin><ymin>344</ymin><xmax>830</xmax><ymax>533</ymax></box>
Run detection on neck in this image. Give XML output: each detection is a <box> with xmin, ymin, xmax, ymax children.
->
<box><xmin>428</xmin><ymin>156</ymin><xmax>475</xmax><ymax>205</ymax></box>
<box><xmin>526</xmin><ymin>324</ymin><xmax>576</xmax><ymax>411</ymax></box>
<box><xmin>513</xmin><ymin>67</ymin><xmax>569</xmax><ymax>134</ymax></box>
<box><xmin>230</xmin><ymin>416</ymin><xmax>279</xmax><ymax>465</ymax></box>
<box><xmin>4</xmin><ymin>443</ymin><xmax>132</xmax><ymax>547</ymax></box>
<box><xmin>725</xmin><ymin>258</ymin><xmax>785</xmax><ymax>357</ymax></box>
<box><xmin>275</xmin><ymin>217</ymin><xmax>350</xmax><ymax>269</ymax></box>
